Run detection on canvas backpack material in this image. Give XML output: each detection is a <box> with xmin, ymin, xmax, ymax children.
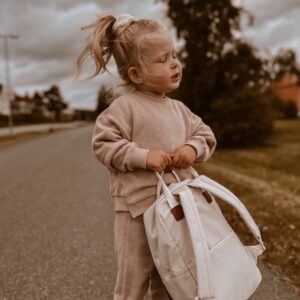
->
<box><xmin>143</xmin><ymin>167</ymin><xmax>266</xmax><ymax>300</ymax></box>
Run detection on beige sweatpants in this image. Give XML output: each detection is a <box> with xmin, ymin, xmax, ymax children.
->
<box><xmin>113</xmin><ymin>211</ymin><xmax>172</xmax><ymax>300</ymax></box>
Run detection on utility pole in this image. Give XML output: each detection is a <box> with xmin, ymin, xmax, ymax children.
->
<box><xmin>0</xmin><ymin>34</ymin><xmax>19</xmax><ymax>136</ymax></box>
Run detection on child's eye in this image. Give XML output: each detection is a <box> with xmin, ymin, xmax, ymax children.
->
<box><xmin>157</xmin><ymin>51</ymin><xmax>177</xmax><ymax>63</ymax></box>
<box><xmin>159</xmin><ymin>56</ymin><xmax>168</xmax><ymax>63</ymax></box>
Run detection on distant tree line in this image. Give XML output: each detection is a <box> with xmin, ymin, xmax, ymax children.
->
<box><xmin>0</xmin><ymin>84</ymin><xmax>70</xmax><ymax>125</ymax></box>
<box><xmin>28</xmin><ymin>85</ymin><xmax>69</xmax><ymax>122</ymax></box>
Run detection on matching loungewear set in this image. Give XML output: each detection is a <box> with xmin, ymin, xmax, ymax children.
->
<box><xmin>91</xmin><ymin>89</ymin><xmax>217</xmax><ymax>300</ymax></box>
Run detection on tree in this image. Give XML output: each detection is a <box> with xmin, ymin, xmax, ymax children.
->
<box><xmin>271</xmin><ymin>95</ymin><xmax>298</xmax><ymax>119</ymax></box>
<box><xmin>159</xmin><ymin>0</ymin><xmax>274</xmax><ymax>147</ymax></box>
<box><xmin>271</xmin><ymin>49</ymin><xmax>300</xmax><ymax>82</ymax></box>
<box><xmin>44</xmin><ymin>85</ymin><xmax>68</xmax><ymax>122</ymax></box>
<box><xmin>32</xmin><ymin>91</ymin><xmax>44</xmax><ymax>108</ymax></box>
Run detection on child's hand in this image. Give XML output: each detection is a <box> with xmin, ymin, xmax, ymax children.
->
<box><xmin>169</xmin><ymin>145</ymin><xmax>197</xmax><ymax>169</ymax></box>
<box><xmin>146</xmin><ymin>149</ymin><xmax>173</xmax><ymax>173</ymax></box>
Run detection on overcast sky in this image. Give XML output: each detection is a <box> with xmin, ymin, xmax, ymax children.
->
<box><xmin>1</xmin><ymin>0</ymin><xmax>300</xmax><ymax>110</ymax></box>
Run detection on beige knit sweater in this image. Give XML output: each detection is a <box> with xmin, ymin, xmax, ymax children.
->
<box><xmin>91</xmin><ymin>89</ymin><xmax>217</xmax><ymax>218</ymax></box>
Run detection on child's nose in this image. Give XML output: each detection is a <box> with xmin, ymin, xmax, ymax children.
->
<box><xmin>171</xmin><ymin>59</ymin><xmax>178</xmax><ymax>68</ymax></box>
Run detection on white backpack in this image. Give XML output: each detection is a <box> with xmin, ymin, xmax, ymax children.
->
<box><xmin>143</xmin><ymin>167</ymin><xmax>266</xmax><ymax>300</ymax></box>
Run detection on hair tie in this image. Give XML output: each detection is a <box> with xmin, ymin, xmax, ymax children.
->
<box><xmin>112</xmin><ymin>14</ymin><xmax>137</xmax><ymax>33</ymax></box>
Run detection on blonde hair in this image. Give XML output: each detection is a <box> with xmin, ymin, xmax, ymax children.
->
<box><xmin>73</xmin><ymin>14</ymin><xmax>164</xmax><ymax>91</ymax></box>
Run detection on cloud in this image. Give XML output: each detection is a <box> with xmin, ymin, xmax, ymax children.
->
<box><xmin>235</xmin><ymin>0</ymin><xmax>300</xmax><ymax>58</ymax></box>
<box><xmin>237</xmin><ymin>0</ymin><xmax>300</xmax><ymax>26</ymax></box>
<box><xmin>0</xmin><ymin>0</ymin><xmax>299</xmax><ymax>109</ymax></box>
<box><xmin>0</xmin><ymin>0</ymin><xmax>172</xmax><ymax>109</ymax></box>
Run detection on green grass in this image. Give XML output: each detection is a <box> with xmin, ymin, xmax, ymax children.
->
<box><xmin>195</xmin><ymin>119</ymin><xmax>300</xmax><ymax>292</ymax></box>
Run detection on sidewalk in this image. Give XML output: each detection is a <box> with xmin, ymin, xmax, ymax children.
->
<box><xmin>249</xmin><ymin>261</ymin><xmax>300</xmax><ymax>299</ymax></box>
<box><xmin>143</xmin><ymin>261</ymin><xmax>300</xmax><ymax>300</ymax></box>
<box><xmin>0</xmin><ymin>121</ymin><xmax>92</xmax><ymax>138</ymax></box>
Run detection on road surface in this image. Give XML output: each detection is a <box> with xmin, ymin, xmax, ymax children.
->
<box><xmin>0</xmin><ymin>125</ymin><xmax>298</xmax><ymax>299</ymax></box>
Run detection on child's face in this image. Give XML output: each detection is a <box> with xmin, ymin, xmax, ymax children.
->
<box><xmin>138</xmin><ymin>30</ymin><xmax>182</xmax><ymax>95</ymax></box>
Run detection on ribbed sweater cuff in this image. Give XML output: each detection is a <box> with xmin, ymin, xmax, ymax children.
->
<box><xmin>129</xmin><ymin>147</ymin><xmax>150</xmax><ymax>170</ymax></box>
<box><xmin>184</xmin><ymin>140</ymin><xmax>204</xmax><ymax>159</ymax></box>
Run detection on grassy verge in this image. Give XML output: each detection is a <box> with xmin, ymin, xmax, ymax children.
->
<box><xmin>0</xmin><ymin>131</ymin><xmax>55</xmax><ymax>149</ymax></box>
<box><xmin>194</xmin><ymin>119</ymin><xmax>300</xmax><ymax>292</ymax></box>
<box><xmin>0</xmin><ymin>123</ymin><xmax>89</xmax><ymax>149</ymax></box>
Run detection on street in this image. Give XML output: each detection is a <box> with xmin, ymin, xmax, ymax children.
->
<box><xmin>0</xmin><ymin>125</ymin><xmax>298</xmax><ymax>300</ymax></box>
<box><xmin>0</xmin><ymin>125</ymin><xmax>115</xmax><ymax>299</ymax></box>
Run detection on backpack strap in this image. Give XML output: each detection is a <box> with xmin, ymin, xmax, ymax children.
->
<box><xmin>156</xmin><ymin>169</ymin><xmax>181</xmax><ymax>200</ymax></box>
<box><xmin>155</xmin><ymin>167</ymin><xmax>265</xmax><ymax>253</ymax></box>
<box><xmin>155</xmin><ymin>171</ymin><xmax>179</xmax><ymax>210</ymax></box>
<box><xmin>178</xmin><ymin>187</ymin><xmax>216</xmax><ymax>299</ymax></box>
<box><xmin>187</xmin><ymin>175</ymin><xmax>266</xmax><ymax>253</ymax></box>
<box><xmin>155</xmin><ymin>170</ymin><xmax>215</xmax><ymax>299</ymax></box>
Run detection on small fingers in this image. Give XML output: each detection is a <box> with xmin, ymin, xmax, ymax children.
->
<box><xmin>174</xmin><ymin>155</ymin><xmax>182</xmax><ymax>168</ymax></box>
<box><xmin>172</xmin><ymin>155</ymin><xmax>178</xmax><ymax>168</ymax></box>
<box><xmin>163</xmin><ymin>155</ymin><xmax>169</xmax><ymax>169</ymax></box>
<box><xmin>162</xmin><ymin>156</ymin><xmax>173</xmax><ymax>172</ymax></box>
<box><xmin>183</xmin><ymin>162</ymin><xmax>190</xmax><ymax>169</ymax></box>
<box><xmin>179</xmin><ymin>156</ymin><xmax>185</xmax><ymax>168</ymax></box>
<box><xmin>176</xmin><ymin>156</ymin><xmax>190</xmax><ymax>169</ymax></box>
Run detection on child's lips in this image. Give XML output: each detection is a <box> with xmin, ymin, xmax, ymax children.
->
<box><xmin>171</xmin><ymin>72</ymin><xmax>180</xmax><ymax>81</ymax></box>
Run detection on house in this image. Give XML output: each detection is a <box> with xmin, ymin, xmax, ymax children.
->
<box><xmin>9</xmin><ymin>92</ymin><xmax>55</xmax><ymax>122</ymax></box>
<box><xmin>12</xmin><ymin>94</ymin><xmax>35</xmax><ymax>115</ymax></box>
<box><xmin>60</xmin><ymin>107</ymin><xmax>76</xmax><ymax>122</ymax></box>
<box><xmin>1</xmin><ymin>84</ymin><xmax>75</xmax><ymax>123</ymax></box>
<box><xmin>270</xmin><ymin>73</ymin><xmax>300</xmax><ymax>117</ymax></box>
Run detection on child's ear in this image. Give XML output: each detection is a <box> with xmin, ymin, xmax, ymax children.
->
<box><xmin>128</xmin><ymin>67</ymin><xmax>143</xmax><ymax>84</ymax></box>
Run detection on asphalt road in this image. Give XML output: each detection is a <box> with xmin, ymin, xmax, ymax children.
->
<box><xmin>0</xmin><ymin>125</ymin><xmax>115</xmax><ymax>300</ymax></box>
<box><xmin>0</xmin><ymin>124</ymin><xmax>299</xmax><ymax>300</ymax></box>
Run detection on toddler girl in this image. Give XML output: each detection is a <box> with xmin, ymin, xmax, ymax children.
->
<box><xmin>75</xmin><ymin>14</ymin><xmax>217</xmax><ymax>300</ymax></box>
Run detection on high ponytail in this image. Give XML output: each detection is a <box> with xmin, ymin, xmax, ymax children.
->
<box><xmin>73</xmin><ymin>14</ymin><xmax>164</xmax><ymax>90</ymax></box>
<box><xmin>73</xmin><ymin>14</ymin><xmax>116</xmax><ymax>81</ymax></box>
